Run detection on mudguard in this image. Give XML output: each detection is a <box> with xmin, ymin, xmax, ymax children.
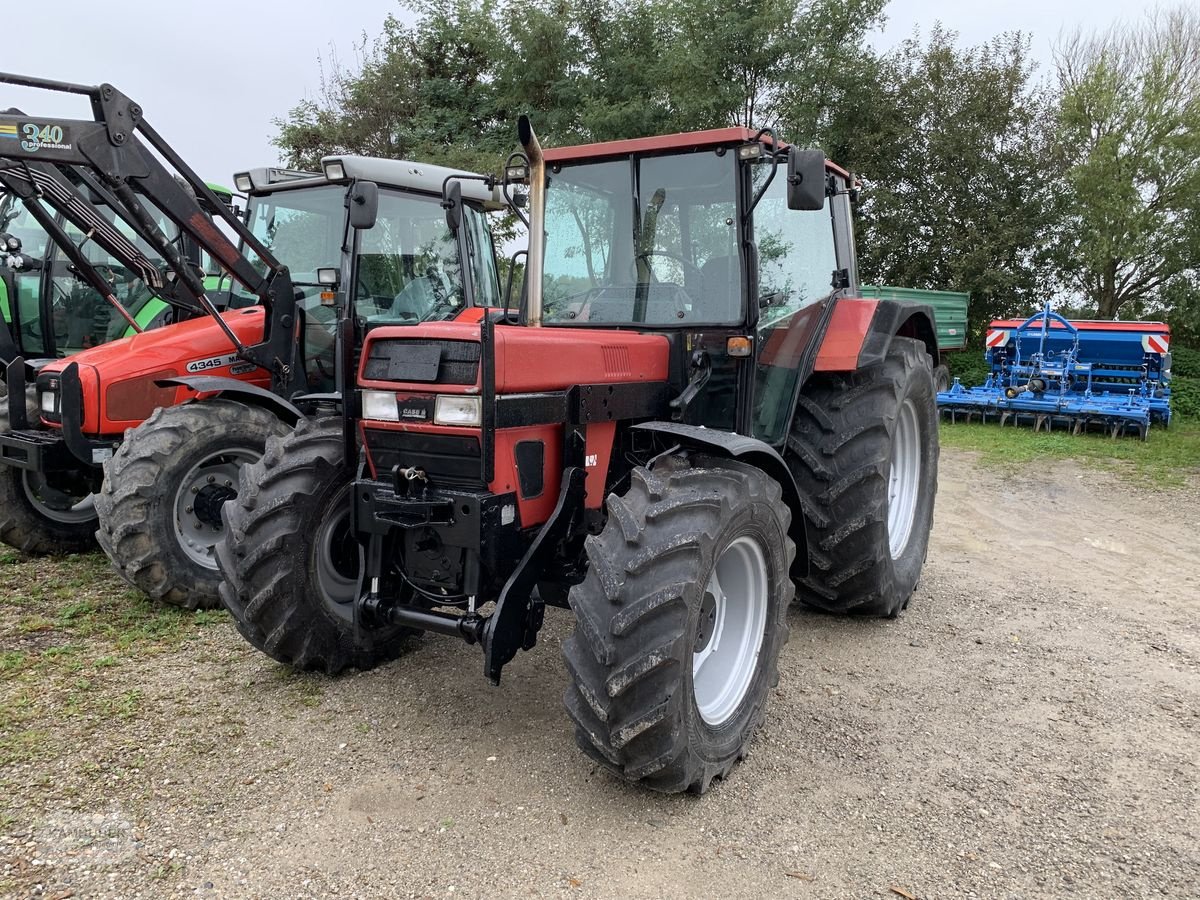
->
<box><xmin>155</xmin><ymin>375</ymin><xmax>305</xmax><ymax>426</ymax></box>
<box><xmin>815</xmin><ymin>297</ymin><xmax>938</xmax><ymax>372</ymax></box>
<box><xmin>631</xmin><ymin>420</ymin><xmax>808</xmax><ymax>579</ymax></box>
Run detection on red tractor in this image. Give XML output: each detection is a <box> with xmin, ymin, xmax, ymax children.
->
<box><xmin>218</xmin><ymin>119</ymin><xmax>939</xmax><ymax>793</ymax></box>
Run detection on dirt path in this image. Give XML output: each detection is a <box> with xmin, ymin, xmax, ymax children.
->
<box><xmin>2</xmin><ymin>449</ymin><xmax>1198</xmax><ymax>899</ymax></box>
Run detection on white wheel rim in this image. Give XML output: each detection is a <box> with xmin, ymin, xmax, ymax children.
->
<box><xmin>692</xmin><ymin>535</ymin><xmax>769</xmax><ymax>727</ymax></box>
<box><xmin>174</xmin><ymin>448</ymin><xmax>260</xmax><ymax>569</ymax></box>
<box><xmin>21</xmin><ymin>471</ymin><xmax>96</xmax><ymax>525</ymax></box>
<box><xmin>887</xmin><ymin>398</ymin><xmax>921</xmax><ymax>559</ymax></box>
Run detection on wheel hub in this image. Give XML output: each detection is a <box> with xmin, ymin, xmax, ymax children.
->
<box><xmin>193</xmin><ymin>483</ymin><xmax>237</xmax><ymax>527</ymax></box>
<box><xmin>173</xmin><ymin>448</ymin><xmax>260</xmax><ymax>570</ymax></box>
<box><xmin>694</xmin><ymin>590</ymin><xmax>718</xmax><ymax>652</ymax></box>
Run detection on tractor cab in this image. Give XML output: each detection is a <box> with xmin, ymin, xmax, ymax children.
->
<box><xmin>533</xmin><ymin>127</ymin><xmax>858</xmax><ymax>443</ymax></box>
<box><xmin>229</xmin><ymin>159</ymin><xmax>504</xmax><ymax>391</ymax></box>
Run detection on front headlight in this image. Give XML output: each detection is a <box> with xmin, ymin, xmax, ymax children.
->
<box><xmin>40</xmin><ymin>390</ymin><xmax>56</xmax><ymax>414</ymax></box>
<box><xmin>434</xmin><ymin>395</ymin><xmax>481</xmax><ymax>427</ymax></box>
<box><xmin>361</xmin><ymin>390</ymin><xmax>399</xmax><ymax>422</ymax></box>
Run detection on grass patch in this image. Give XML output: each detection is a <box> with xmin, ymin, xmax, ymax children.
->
<box><xmin>0</xmin><ymin>551</ymin><xmax>229</xmax><ymax>772</ymax></box>
<box><xmin>939</xmin><ymin>417</ymin><xmax>1200</xmax><ymax>486</ymax></box>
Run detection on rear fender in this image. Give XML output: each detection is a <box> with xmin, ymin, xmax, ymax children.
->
<box><xmin>155</xmin><ymin>375</ymin><xmax>305</xmax><ymax>426</ymax></box>
<box><xmin>814</xmin><ymin>298</ymin><xmax>938</xmax><ymax>372</ymax></box>
<box><xmin>631</xmin><ymin>421</ymin><xmax>807</xmax><ymax>579</ymax></box>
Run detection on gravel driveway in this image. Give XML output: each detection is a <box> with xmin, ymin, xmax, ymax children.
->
<box><xmin>1</xmin><ymin>448</ymin><xmax>1197</xmax><ymax>899</ymax></box>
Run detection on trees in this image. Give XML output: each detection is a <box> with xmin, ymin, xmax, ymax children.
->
<box><xmin>850</xmin><ymin>28</ymin><xmax>1058</xmax><ymax>331</ymax></box>
<box><xmin>1053</xmin><ymin>7</ymin><xmax>1200</xmax><ymax>320</ymax></box>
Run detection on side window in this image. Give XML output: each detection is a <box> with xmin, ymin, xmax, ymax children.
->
<box><xmin>751</xmin><ymin>162</ymin><xmax>839</xmax><ymax>446</ymax></box>
<box><xmin>464</xmin><ymin>206</ymin><xmax>501</xmax><ymax>308</ymax></box>
<box><xmin>753</xmin><ymin>165</ymin><xmax>837</xmax><ymax>324</ymax></box>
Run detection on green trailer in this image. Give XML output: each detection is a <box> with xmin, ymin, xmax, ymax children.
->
<box><xmin>861</xmin><ymin>284</ymin><xmax>969</xmax><ymax>391</ymax></box>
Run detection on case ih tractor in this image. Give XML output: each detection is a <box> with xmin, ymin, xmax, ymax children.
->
<box><xmin>217</xmin><ymin>118</ymin><xmax>940</xmax><ymax>794</ymax></box>
<box><xmin>0</xmin><ymin>74</ymin><xmax>505</xmax><ymax>610</ymax></box>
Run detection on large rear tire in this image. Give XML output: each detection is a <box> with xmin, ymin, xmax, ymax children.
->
<box><xmin>562</xmin><ymin>457</ymin><xmax>794</xmax><ymax>794</ymax></box>
<box><xmin>0</xmin><ymin>387</ymin><xmax>98</xmax><ymax>555</ymax></box>
<box><xmin>216</xmin><ymin>418</ymin><xmax>414</xmax><ymax>674</ymax></box>
<box><xmin>95</xmin><ymin>399</ymin><xmax>290</xmax><ymax>609</ymax></box>
<box><xmin>786</xmin><ymin>335</ymin><xmax>938</xmax><ymax>617</ymax></box>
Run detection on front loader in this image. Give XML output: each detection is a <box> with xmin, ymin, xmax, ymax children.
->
<box><xmin>0</xmin><ymin>74</ymin><xmax>507</xmax><ymax>609</ymax></box>
<box><xmin>217</xmin><ymin>119</ymin><xmax>940</xmax><ymax>794</ymax></box>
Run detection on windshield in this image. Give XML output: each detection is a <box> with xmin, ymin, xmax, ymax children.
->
<box><xmin>355</xmin><ymin>190</ymin><xmax>469</xmax><ymax>325</ymax></box>
<box><xmin>542</xmin><ymin>151</ymin><xmax>740</xmax><ymax>326</ymax></box>
<box><xmin>243</xmin><ymin>184</ymin><xmax>344</xmax><ymax>285</ymax></box>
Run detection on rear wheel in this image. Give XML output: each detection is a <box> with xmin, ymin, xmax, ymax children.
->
<box><xmin>216</xmin><ymin>418</ymin><xmax>414</xmax><ymax>674</ymax></box>
<box><xmin>562</xmin><ymin>457</ymin><xmax>794</xmax><ymax>794</ymax></box>
<box><xmin>787</xmin><ymin>336</ymin><xmax>938</xmax><ymax>616</ymax></box>
<box><xmin>933</xmin><ymin>364</ymin><xmax>951</xmax><ymax>393</ymax></box>
<box><xmin>0</xmin><ymin>387</ymin><xmax>98</xmax><ymax>555</ymax></box>
<box><xmin>95</xmin><ymin>399</ymin><xmax>290</xmax><ymax>609</ymax></box>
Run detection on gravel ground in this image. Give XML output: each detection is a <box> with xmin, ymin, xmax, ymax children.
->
<box><xmin>1</xmin><ymin>448</ymin><xmax>1198</xmax><ymax>899</ymax></box>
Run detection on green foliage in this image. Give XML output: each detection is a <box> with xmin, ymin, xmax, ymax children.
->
<box><xmin>1171</xmin><ymin>376</ymin><xmax>1200</xmax><ymax>419</ymax></box>
<box><xmin>1171</xmin><ymin>345</ymin><xmax>1200</xmax><ymax>378</ymax></box>
<box><xmin>852</xmin><ymin>27</ymin><xmax>1057</xmax><ymax>338</ymax></box>
<box><xmin>946</xmin><ymin>346</ymin><xmax>993</xmax><ymax>388</ymax></box>
<box><xmin>270</xmin><ymin>1</ymin><xmax>1199</xmax><ymax>343</ymax></box>
<box><xmin>1052</xmin><ymin>8</ymin><xmax>1200</xmax><ymax>320</ymax></box>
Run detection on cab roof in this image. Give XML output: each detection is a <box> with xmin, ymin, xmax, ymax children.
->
<box><xmin>542</xmin><ymin>127</ymin><xmax>850</xmax><ymax>179</ymax></box>
<box><xmin>245</xmin><ymin>156</ymin><xmax>502</xmax><ymax>207</ymax></box>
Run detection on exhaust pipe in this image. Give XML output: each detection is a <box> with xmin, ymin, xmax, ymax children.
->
<box><xmin>518</xmin><ymin>115</ymin><xmax>545</xmax><ymax>327</ymax></box>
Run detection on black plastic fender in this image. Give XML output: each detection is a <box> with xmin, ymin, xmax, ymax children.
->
<box><xmin>857</xmin><ymin>298</ymin><xmax>939</xmax><ymax>368</ymax></box>
<box><xmin>632</xmin><ymin>420</ymin><xmax>808</xmax><ymax>579</ymax></box>
<box><xmin>155</xmin><ymin>375</ymin><xmax>305</xmax><ymax>426</ymax></box>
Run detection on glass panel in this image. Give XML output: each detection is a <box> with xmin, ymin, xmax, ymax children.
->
<box><xmin>355</xmin><ymin>190</ymin><xmax>467</xmax><ymax>325</ymax></box>
<box><xmin>464</xmin><ymin>205</ymin><xmax>500</xmax><ymax>309</ymax></box>
<box><xmin>541</xmin><ymin>153</ymin><xmax>741</xmax><ymax>327</ymax></box>
<box><xmin>750</xmin><ymin>160</ymin><xmax>838</xmax><ymax>446</ymax></box>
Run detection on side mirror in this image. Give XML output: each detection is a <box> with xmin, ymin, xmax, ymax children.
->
<box><xmin>443</xmin><ymin>181</ymin><xmax>463</xmax><ymax>234</ymax></box>
<box><xmin>349</xmin><ymin>181</ymin><xmax>379</xmax><ymax>230</ymax></box>
<box><xmin>787</xmin><ymin>148</ymin><xmax>827</xmax><ymax>211</ymax></box>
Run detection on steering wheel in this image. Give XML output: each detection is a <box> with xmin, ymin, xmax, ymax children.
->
<box><xmin>632</xmin><ymin>250</ymin><xmax>705</xmax><ymax>290</ymax></box>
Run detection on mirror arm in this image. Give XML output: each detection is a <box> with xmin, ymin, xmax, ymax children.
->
<box><xmin>744</xmin><ymin>127</ymin><xmax>781</xmax><ymax>223</ymax></box>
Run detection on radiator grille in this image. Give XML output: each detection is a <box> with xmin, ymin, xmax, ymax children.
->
<box><xmin>364</xmin><ymin>428</ymin><xmax>483</xmax><ymax>489</ymax></box>
<box><xmin>363</xmin><ymin>339</ymin><xmax>480</xmax><ymax>385</ymax></box>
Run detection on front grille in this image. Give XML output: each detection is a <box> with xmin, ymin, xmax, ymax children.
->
<box><xmin>364</xmin><ymin>428</ymin><xmax>483</xmax><ymax>489</ymax></box>
<box><xmin>363</xmin><ymin>339</ymin><xmax>480</xmax><ymax>385</ymax></box>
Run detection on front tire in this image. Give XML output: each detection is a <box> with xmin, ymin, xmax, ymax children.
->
<box><xmin>95</xmin><ymin>399</ymin><xmax>290</xmax><ymax>609</ymax></box>
<box><xmin>0</xmin><ymin>387</ymin><xmax>98</xmax><ymax>555</ymax></box>
<box><xmin>562</xmin><ymin>457</ymin><xmax>794</xmax><ymax>794</ymax></box>
<box><xmin>216</xmin><ymin>418</ymin><xmax>414</xmax><ymax>674</ymax></box>
<box><xmin>787</xmin><ymin>335</ymin><xmax>938</xmax><ymax>617</ymax></box>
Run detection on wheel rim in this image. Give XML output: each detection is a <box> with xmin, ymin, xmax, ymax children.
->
<box><xmin>313</xmin><ymin>484</ymin><xmax>361</xmax><ymax>623</ymax></box>
<box><xmin>692</xmin><ymin>535</ymin><xmax>769</xmax><ymax>727</ymax></box>
<box><xmin>887</xmin><ymin>398</ymin><xmax>921</xmax><ymax>559</ymax></box>
<box><xmin>21</xmin><ymin>471</ymin><xmax>96</xmax><ymax>525</ymax></box>
<box><xmin>174</xmin><ymin>448</ymin><xmax>260</xmax><ymax>569</ymax></box>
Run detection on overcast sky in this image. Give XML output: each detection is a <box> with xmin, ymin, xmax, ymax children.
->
<box><xmin>2</xmin><ymin>0</ymin><xmax>1155</xmax><ymax>187</ymax></box>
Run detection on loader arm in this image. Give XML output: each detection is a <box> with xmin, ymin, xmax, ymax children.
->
<box><xmin>0</xmin><ymin>73</ymin><xmax>300</xmax><ymax>395</ymax></box>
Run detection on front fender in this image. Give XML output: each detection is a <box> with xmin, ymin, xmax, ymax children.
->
<box><xmin>156</xmin><ymin>375</ymin><xmax>305</xmax><ymax>426</ymax></box>
<box><xmin>632</xmin><ymin>421</ymin><xmax>807</xmax><ymax>579</ymax></box>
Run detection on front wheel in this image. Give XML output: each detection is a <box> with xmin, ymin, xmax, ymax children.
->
<box><xmin>562</xmin><ymin>457</ymin><xmax>794</xmax><ymax>794</ymax></box>
<box><xmin>216</xmin><ymin>418</ymin><xmax>415</xmax><ymax>674</ymax></box>
<box><xmin>95</xmin><ymin>399</ymin><xmax>290</xmax><ymax>609</ymax></box>
<box><xmin>0</xmin><ymin>387</ymin><xmax>98</xmax><ymax>555</ymax></box>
